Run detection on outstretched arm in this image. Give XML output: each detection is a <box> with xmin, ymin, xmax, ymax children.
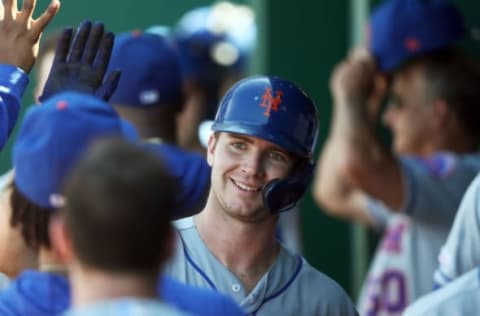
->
<box><xmin>313</xmin><ymin>52</ymin><xmax>404</xmax><ymax>227</ymax></box>
<box><xmin>0</xmin><ymin>0</ymin><xmax>60</xmax><ymax>150</ymax></box>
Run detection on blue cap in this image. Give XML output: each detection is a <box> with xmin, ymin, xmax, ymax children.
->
<box><xmin>13</xmin><ymin>92</ymin><xmax>138</xmax><ymax>209</ymax></box>
<box><xmin>108</xmin><ymin>31</ymin><xmax>183</xmax><ymax>106</ymax></box>
<box><xmin>370</xmin><ymin>0</ymin><xmax>466</xmax><ymax>72</ymax></box>
<box><xmin>174</xmin><ymin>4</ymin><xmax>256</xmax><ymax>89</ymax></box>
<box><xmin>142</xmin><ymin>142</ymin><xmax>210</xmax><ymax>218</ymax></box>
<box><xmin>175</xmin><ymin>29</ymin><xmax>235</xmax><ymax>90</ymax></box>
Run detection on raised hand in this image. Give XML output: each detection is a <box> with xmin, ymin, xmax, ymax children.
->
<box><xmin>0</xmin><ymin>0</ymin><xmax>60</xmax><ymax>72</ymax></box>
<box><xmin>330</xmin><ymin>52</ymin><xmax>377</xmax><ymax>109</ymax></box>
<box><xmin>39</xmin><ymin>20</ymin><xmax>121</xmax><ymax>102</ymax></box>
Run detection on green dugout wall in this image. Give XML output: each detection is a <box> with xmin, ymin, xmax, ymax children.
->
<box><xmin>253</xmin><ymin>0</ymin><xmax>358</xmax><ymax>295</ymax></box>
<box><xmin>1</xmin><ymin>0</ymin><xmax>479</xmax><ymax>298</ymax></box>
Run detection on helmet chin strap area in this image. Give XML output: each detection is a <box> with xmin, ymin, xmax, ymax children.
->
<box><xmin>262</xmin><ymin>161</ymin><xmax>315</xmax><ymax>214</ymax></box>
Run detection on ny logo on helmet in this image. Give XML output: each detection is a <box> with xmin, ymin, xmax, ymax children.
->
<box><xmin>260</xmin><ymin>87</ymin><xmax>283</xmax><ymax>117</ymax></box>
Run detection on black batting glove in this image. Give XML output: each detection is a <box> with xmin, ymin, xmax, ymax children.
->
<box><xmin>39</xmin><ymin>20</ymin><xmax>121</xmax><ymax>102</ymax></box>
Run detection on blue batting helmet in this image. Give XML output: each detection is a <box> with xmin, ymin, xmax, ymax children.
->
<box><xmin>212</xmin><ymin>76</ymin><xmax>319</xmax><ymax>213</ymax></box>
<box><xmin>370</xmin><ymin>0</ymin><xmax>465</xmax><ymax>72</ymax></box>
<box><xmin>174</xmin><ymin>4</ymin><xmax>256</xmax><ymax>90</ymax></box>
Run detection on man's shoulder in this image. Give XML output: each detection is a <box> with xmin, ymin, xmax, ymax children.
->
<box><xmin>400</xmin><ymin>152</ymin><xmax>480</xmax><ymax>178</ymax></box>
<box><xmin>299</xmin><ymin>259</ymin><xmax>351</xmax><ymax>296</ymax></box>
<box><xmin>395</xmin><ymin>152</ymin><xmax>480</xmax><ymax>219</ymax></box>
<box><xmin>0</xmin><ymin>270</ymin><xmax>69</xmax><ymax>316</ymax></box>
<box><xmin>167</xmin><ymin>216</ymin><xmax>204</xmax><ymax>271</ymax></box>
<box><xmin>277</xmin><ymin>253</ymin><xmax>358</xmax><ymax>315</ymax></box>
<box><xmin>278</xmin><ymin>247</ymin><xmax>356</xmax><ymax>306</ymax></box>
<box><xmin>404</xmin><ymin>267</ymin><xmax>480</xmax><ymax>316</ymax></box>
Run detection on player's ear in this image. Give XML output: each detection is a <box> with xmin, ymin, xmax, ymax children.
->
<box><xmin>206</xmin><ymin>133</ymin><xmax>218</xmax><ymax>167</ymax></box>
<box><xmin>431</xmin><ymin>98</ymin><xmax>450</xmax><ymax>130</ymax></box>
<box><xmin>49</xmin><ymin>213</ymin><xmax>75</xmax><ymax>264</ymax></box>
<box><xmin>164</xmin><ymin>224</ymin><xmax>176</xmax><ymax>262</ymax></box>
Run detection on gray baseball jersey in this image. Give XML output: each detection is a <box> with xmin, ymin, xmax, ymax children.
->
<box><xmin>164</xmin><ymin>217</ymin><xmax>359</xmax><ymax>316</ymax></box>
<box><xmin>357</xmin><ymin>153</ymin><xmax>480</xmax><ymax>316</ymax></box>
<box><xmin>403</xmin><ymin>266</ymin><xmax>480</xmax><ymax>316</ymax></box>
<box><xmin>434</xmin><ymin>173</ymin><xmax>480</xmax><ymax>288</ymax></box>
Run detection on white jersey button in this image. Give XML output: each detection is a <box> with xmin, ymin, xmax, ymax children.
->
<box><xmin>231</xmin><ymin>283</ymin><xmax>241</xmax><ymax>292</ymax></box>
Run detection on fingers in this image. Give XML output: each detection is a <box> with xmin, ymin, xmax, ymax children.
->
<box><xmin>330</xmin><ymin>56</ymin><xmax>377</xmax><ymax>106</ymax></box>
<box><xmin>82</xmin><ymin>22</ymin><xmax>104</xmax><ymax>64</ymax></box>
<box><xmin>348</xmin><ymin>47</ymin><xmax>373</xmax><ymax>62</ymax></box>
<box><xmin>19</xmin><ymin>0</ymin><xmax>35</xmax><ymax>23</ymax></box>
<box><xmin>346</xmin><ymin>47</ymin><xmax>377</xmax><ymax>74</ymax></box>
<box><xmin>92</xmin><ymin>31</ymin><xmax>114</xmax><ymax>76</ymax></box>
<box><xmin>96</xmin><ymin>70</ymin><xmax>121</xmax><ymax>101</ymax></box>
<box><xmin>339</xmin><ymin>55</ymin><xmax>376</xmax><ymax>83</ymax></box>
<box><xmin>31</xmin><ymin>0</ymin><xmax>60</xmax><ymax>38</ymax></box>
<box><xmin>3</xmin><ymin>0</ymin><xmax>59</xmax><ymax>41</ymax></box>
<box><xmin>53</xmin><ymin>28</ymin><xmax>73</xmax><ymax>64</ymax></box>
<box><xmin>2</xmin><ymin>0</ymin><xmax>16</xmax><ymax>21</ymax></box>
<box><xmin>67</xmin><ymin>20</ymin><xmax>92</xmax><ymax>63</ymax></box>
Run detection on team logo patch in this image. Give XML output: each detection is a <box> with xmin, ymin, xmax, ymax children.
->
<box><xmin>139</xmin><ymin>90</ymin><xmax>160</xmax><ymax>104</ymax></box>
<box><xmin>382</xmin><ymin>220</ymin><xmax>407</xmax><ymax>253</ymax></box>
<box><xmin>259</xmin><ymin>87</ymin><xmax>283</xmax><ymax>117</ymax></box>
<box><xmin>49</xmin><ymin>193</ymin><xmax>65</xmax><ymax>208</ymax></box>
<box><xmin>417</xmin><ymin>154</ymin><xmax>456</xmax><ymax>178</ymax></box>
<box><xmin>56</xmin><ymin>100</ymin><xmax>68</xmax><ymax>110</ymax></box>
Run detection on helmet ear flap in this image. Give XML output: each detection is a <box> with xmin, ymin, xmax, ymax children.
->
<box><xmin>262</xmin><ymin>161</ymin><xmax>315</xmax><ymax>214</ymax></box>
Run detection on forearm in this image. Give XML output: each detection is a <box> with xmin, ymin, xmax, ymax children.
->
<box><xmin>314</xmin><ymin>135</ymin><xmax>352</xmax><ymax>211</ymax></box>
<box><xmin>0</xmin><ymin>64</ymin><xmax>29</xmax><ymax>149</ymax></box>
<box><xmin>320</xmin><ymin>54</ymin><xmax>404</xmax><ymax>212</ymax></box>
<box><xmin>335</xmin><ymin>100</ymin><xmax>404</xmax><ymax>210</ymax></box>
<box><xmin>334</xmin><ymin>98</ymin><xmax>390</xmax><ymax>174</ymax></box>
<box><xmin>313</xmin><ymin>108</ymin><xmax>375</xmax><ymax>225</ymax></box>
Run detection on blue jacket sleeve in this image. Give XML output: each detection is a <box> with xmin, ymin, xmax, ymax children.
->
<box><xmin>0</xmin><ymin>64</ymin><xmax>29</xmax><ymax>150</ymax></box>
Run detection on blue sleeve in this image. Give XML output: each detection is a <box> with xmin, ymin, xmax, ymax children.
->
<box><xmin>0</xmin><ymin>64</ymin><xmax>29</xmax><ymax>150</ymax></box>
<box><xmin>0</xmin><ymin>282</ymin><xmax>21</xmax><ymax>316</ymax></box>
<box><xmin>143</xmin><ymin>143</ymin><xmax>210</xmax><ymax>218</ymax></box>
<box><xmin>397</xmin><ymin>154</ymin><xmax>480</xmax><ymax>225</ymax></box>
<box><xmin>159</xmin><ymin>276</ymin><xmax>246</xmax><ymax>316</ymax></box>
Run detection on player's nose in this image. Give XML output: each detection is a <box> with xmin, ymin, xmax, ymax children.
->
<box><xmin>241</xmin><ymin>152</ymin><xmax>265</xmax><ymax>177</ymax></box>
<box><xmin>382</xmin><ymin>105</ymin><xmax>395</xmax><ymax>127</ymax></box>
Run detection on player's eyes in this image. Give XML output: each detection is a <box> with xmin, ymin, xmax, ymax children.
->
<box><xmin>387</xmin><ymin>94</ymin><xmax>404</xmax><ymax>110</ymax></box>
<box><xmin>230</xmin><ymin>142</ymin><xmax>247</xmax><ymax>151</ymax></box>
<box><xmin>269</xmin><ymin>151</ymin><xmax>289</xmax><ymax>163</ymax></box>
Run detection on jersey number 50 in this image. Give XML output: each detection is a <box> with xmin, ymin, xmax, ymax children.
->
<box><xmin>367</xmin><ymin>270</ymin><xmax>407</xmax><ymax>316</ymax></box>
